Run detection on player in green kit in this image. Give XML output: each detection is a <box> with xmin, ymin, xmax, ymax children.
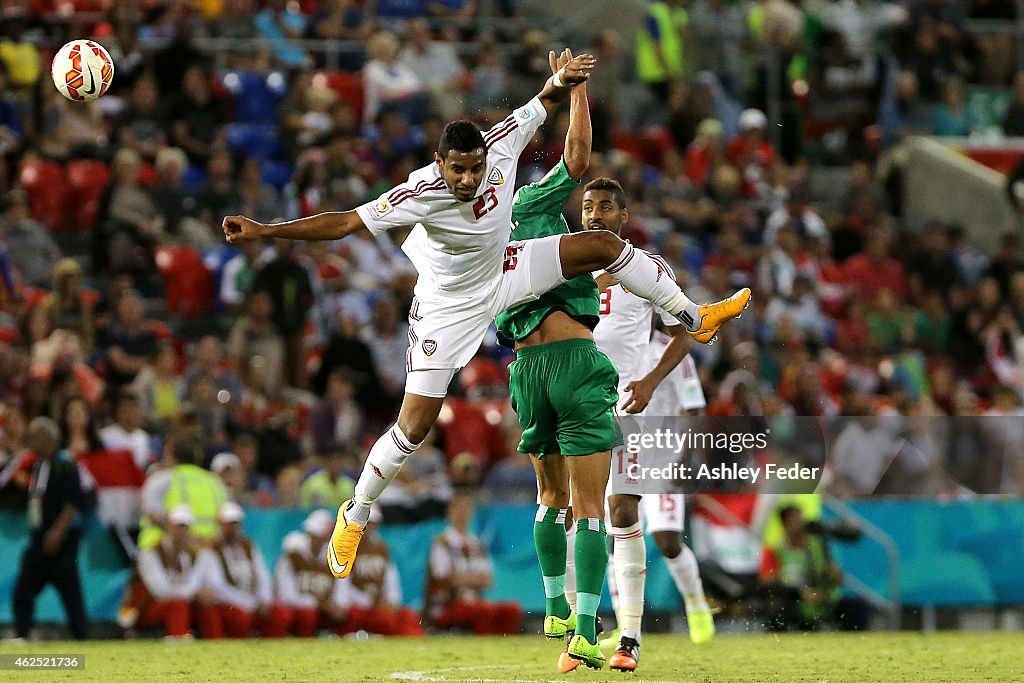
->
<box><xmin>494</xmin><ymin>58</ymin><xmax>614</xmax><ymax>672</ymax></box>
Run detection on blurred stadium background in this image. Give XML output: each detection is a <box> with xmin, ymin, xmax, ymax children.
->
<box><xmin>1</xmin><ymin>0</ymin><xmax>1024</xmax><ymax>673</ymax></box>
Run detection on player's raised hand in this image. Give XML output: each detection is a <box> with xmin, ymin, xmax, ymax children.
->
<box><xmin>560</xmin><ymin>52</ymin><xmax>597</xmax><ymax>86</ymax></box>
<box><xmin>550</xmin><ymin>48</ymin><xmax>573</xmax><ymax>74</ymax></box>
<box><xmin>223</xmin><ymin>215</ymin><xmax>264</xmax><ymax>243</ymax></box>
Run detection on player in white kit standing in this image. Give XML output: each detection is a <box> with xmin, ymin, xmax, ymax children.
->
<box><xmin>223</xmin><ymin>51</ymin><xmax>752</xmax><ymax>581</ymax></box>
<box><xmin>584</xmin><ymin>179</ymin><xmax>715</xmax><ymax>671</ymax></box>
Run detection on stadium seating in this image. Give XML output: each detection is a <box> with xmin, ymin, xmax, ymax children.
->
<box><xmin>225</xmin><ymin>123</ymin><xmax>284</xmax><ymax>162</ymax></box>
<box><xmin>65</xmin><ymin>160</ymin><xmax>112</xmax><ymax>231</ymax></box>
<box><xmin>154</xmin><ymin>245</ymin><xmax>214</xmax><ymax>318</ymax></box>
<box><xmin>18</xmin><ymin>157</ymin><xmax>66</xmax><ymax>231</ymax></box>
<box><xmin>221</xmin><ymin>71</ymin><xmax>289</xmax><ymax>126</ymax></box>
<box><xmin>313</xmin><ymin>70</ymin><xmax>365</xmax><ymax>126</ymax></box>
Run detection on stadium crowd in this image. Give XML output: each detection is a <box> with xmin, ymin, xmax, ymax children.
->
<box><xmin>1</xmin><ymin>0</ymin><xmax>1024</xmax><ymax>639</ymax></box>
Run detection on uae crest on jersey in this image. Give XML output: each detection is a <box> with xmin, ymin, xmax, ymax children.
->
<box><xmin>487</xmin><ymin>167</ymin><xmax>504</xmax><ymax>185</ymax></box>
<box><xmin>422</xmin><ymin>339</ymin><xmax>437</xmax><ymax>356</ymax></box>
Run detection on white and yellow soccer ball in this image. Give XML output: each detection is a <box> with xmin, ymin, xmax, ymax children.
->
<box><xmin>51</xmin><ymin>39</ymin><xmax>114</xmax><ymax>102</ymax></box>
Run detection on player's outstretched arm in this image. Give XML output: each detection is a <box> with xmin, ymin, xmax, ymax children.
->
<box><xmin>537</xmin><ymin>49</ymin><xmax>596</xmax><ymax>116</ymax></box>
<box><xmin>621</xmin><ymin>325</ymin><xmax>692</xmax><ymax>414</ymax></box>
<box><xmin>223</xmin><ymin>211</ymin><xmax>367</xmax><ymax>244</ymax></box>
<box><xmin>563</xmin><ymin>75</ymin><xmax>591</xmax><ymax>180</ymax></box>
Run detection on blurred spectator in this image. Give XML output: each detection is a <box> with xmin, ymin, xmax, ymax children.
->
<box><xmin>686</xmin><ymin>118</ymin><xmax>725</xmax><ymax>190</ymax></box>
<box><xmin>0</xmin><ymin>64</ymin><xmax>23</xmax><ymax>154</ymax></box>
<box><xmin>337</xmin><ymin>506</ymin><xmax>425</xmax><ymax>635</ymax></box>
<box><xmin>982</xmin><ymin>234</ymin><xmax>1023</xmax><ymax>294</ymax></box>
<box><xmin>227</xmin><ymin>291</ymin><xmax>287</xmax><ymax>396</ymax></box>
<box><xmin>208</xmin><ymin>0</ymin><xmax>259</xmax><ymax>43</ymax></box>
<box><xmin>230</xmin><ymin>433</ymin><xmax>275</xmax><ymax>507</ymax></box>
<box><xmin>1001</xmin><ymin>70</ymin><xmax>1024</xmax><ymax>136</ymax></box>
<box><xmin>690</xmin><ymin>493</ymin><xmax>770</xmax><ymax>605</ymax></box>
<box><xmin>116</xmin><ymin>75</ymin><xmax>166</xmax><ymax>160</ymax></box>
<box><xmin>0</xmin><ymin>405</ymin><xmax>29</xmax><ymax>510</ymax></box>
<box><xmin>687</xmin><ymin>0</ymin><xmax>745</xmax><ymax>96</ymax></box>
<box><xmin>0</xmin><ymin>189</ymin><xmax>60</xmax><ymax>288</ymax></box>
<box><xmin>220</xmin><ymin>240</ymin><xmax>266</xmax><ymax>311</ymax></box>
<box><xmin>0</xmin><ymin>15</ymin><xmax>40</xmax><ymax>97</ymax></box>
<box><xmin>842</xmin><ymin>226</ymin><xmax>906</xmax><ymax>299</ymax></box>
<box><xmin>42</xmin><ymin>259</ymin><xmax>95</xmax><ymax>351</ymax></box>
<box><xmin>274</xmin><ymin>509</ymin><xmax>348</xmax><ymax>636</ymax></box>
<box><xmin>726</xmin><ymin>108</ymin><xmax>777</xmax><ymax>197</ymax></box>
<box><xmin>310</xmin><ymin>369</ymin><xmax>364</xmax><ymax>452</ymax></box>
<box><xmin>273</xmin><ymin>465</ymin><xmax>304</xmax><ymax>508</ymax></box>
<box><xmin>238</xmin><ymin>156</ymin><xmax>285</xmax><ymax>223</ymax></box>
<box><xmin>149</xmin><ymin>147</ymin><xmax>200</xmax><ymax>241</ymax></box>
<box><xmin>131</xmin><ymin>341</ymin><xmax>184</xmax><ymax>431</ymax></box>
<box><xmin>758</xmin><ymin>505</ymin><xmax>871</xmax><ymax>631</ymax></box>
<box><xmin>103</xmin><ymin>291</ymin><xmax>158</xmax><ymax>387</ymax></box>
<box><xmin>299</xmin><ymin>443</ymin><xmax>357</xmax><ymax>509</ymax></box>
<box><xmin>200</xmin><ymin>502</ymin><xmax>292</xmax><ymax>638</ymax></box>
<box><xmin>363</xmin><ymin>294</ymin><xmax>409</xmax><ymax>402</ymax></box>
<box><xmin>764</xmin><ymin>186</ymin><xmax>828</xmax><ymax>246</ymax></box>
<box><xmin>827</xmin><ymin>412</ymin><xmax>903</xmax><ymax>495</ymax></box>
<box><xmin>363</xmin><ymin>30</ymin><xmax>427</xmax><ymax>124</ymax></box>
<box><xmin>168</xmin><ymin>64</ymin><xmax>229</xmax><ymax>165</ymax></box>
<box><xmin>930</xmin><ymin>78</ymin><xmax>977</xmax><ymax>136</ymax></box>
<box><xmin>96</xmin><ymin>148</ymin><xmax>162</xmax><ymax>276</ymax></box>
<box><xmin>468</xmin><ymin>31</ymin><xmax>510</xmax><ymax>114</ymax></box>
<box><xmin>254</xmin><ymin>0</ymin><xmax>311</xmax><ymax>68</ymax></box>
<box><xmin>194</xmin><ymin>149</ymin><xmax>242</xmax><ymax>238</ymax></box>
<box><xmin>59</xmin><ymin>396</ymin><xmax>103</xmax><ymax>457</ymax></box>
<box><xmin>635</xmin><ymin>0</ymin><xmax>688</xmax><ymax>100</ymax></box>
<box><xmin>424</xmin><ymin>490</ymin><xmax>522</xmax><ymax>634</ymax></box>
<box><xmin>400</xmin><ymin>19</ymin><xmax>467</xmax><ymax>120</ymax></box>
<box><xmin>138</xmin><ymin>431</ymin><xmax>228</xmax><ymax>549</ymax></box>
<box><xmin>211</xmin><ymin>452</ymin><xmax>245</xmax><ymax>503</ymax></box>
<box><xmin>252</xmin><ymin>240</ymin><xmax>314</xmax><ymax>389</ymax></box>
<box><xmin>121</xmin><ymin>504</ymin><xmax>217</xmax><ymax>639</ymax></box>
<box><xmin>11</xmin><ymin>418</ymin><xmax>89</xmax><ymax>641</ymax></box>
<box><xmin>308</xmin><ymin>0</ymin><xmax>372</xmax><ymax>45</ymax></box>
<box><xmin>185</xmin><ymin>336</ymin><xmax>244</xmax><ymax>406</ymax></box>
<box><xmin>99</xmin><ymin>391</ymin><xmax>152</xmax><ymax>473</ymax></box>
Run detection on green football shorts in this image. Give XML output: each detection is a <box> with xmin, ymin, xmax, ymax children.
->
<box><xmin>508</xmin><ymin>338</ymin><xmax>622</xmax><ymax>457</ymax></box>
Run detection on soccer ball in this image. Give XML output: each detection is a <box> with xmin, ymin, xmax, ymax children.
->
<box><xmin>51</xmin><ymin>40</ymin><xmax>114</xmax><ymax>102</ymax></box>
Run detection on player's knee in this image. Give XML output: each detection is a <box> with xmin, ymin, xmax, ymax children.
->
<box><xmin>539</xmin><ymin>486</ymin><xmax>570</xmax><ymax>510</ymax></box>
<box><xmin>608</xmin><ymin>496</ymin><xmax>639</xmax><ymax>528</ymax></box>
<box><xmin>653</xmin><ymin>531</ymin><xmax>682</xmax><ymax>559</ymax></box>
<box><xmin>395</xmin><ymin>419</ymin><xmax>430</xmax><ymax>445</ymax></box>
<box><xmin>587</xmin><ymin>230</ymin><xmax>625</xmax><ymax>266</ymax></box>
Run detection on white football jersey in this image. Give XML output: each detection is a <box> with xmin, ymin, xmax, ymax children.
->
<box><xmin>355</xmin><ymin>98</ymin><xmax>547</xmax><ymax>296</ymax></box>
<box><xmin>593</xmin><ymin>255</ymin><xmax>679</xmax><ymax>396</ymax></box>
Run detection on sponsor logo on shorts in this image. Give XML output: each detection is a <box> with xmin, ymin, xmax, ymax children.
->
<box><xmin>487</xmin><ymin>167</ymin><xmax>504</xmax><ymax>185</ymax></box>
<box><xmin>422</xmin><ymin>339</ymin><xmax>437</xmax><ymax>356</ymax></box>
<box><xmin>369</xmin><ymin>198</ymin><xmax>393</xmax><ymax>220</ymax></box>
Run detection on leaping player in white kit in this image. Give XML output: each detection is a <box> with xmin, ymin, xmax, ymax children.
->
<box><xmin>584</xmin><ymin>179</ymin><xmax>715</xmax><ymax>671</ymax></box>
<box><xmin>223</xmin><ymin>49</ymin><xmax>752</xmax><ymax>581</ymax></box>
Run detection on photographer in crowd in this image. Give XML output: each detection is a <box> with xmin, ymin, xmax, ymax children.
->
<box><xmin>758</xmin><ymin>505</ymin><xmax>870</xmax><ymax>631</ymax></box>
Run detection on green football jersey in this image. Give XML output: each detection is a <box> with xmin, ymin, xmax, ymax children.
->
<box><xmin>495</xmin><ymin>159</ymin><xmax>600</xmax><ymax>348</ymax></box>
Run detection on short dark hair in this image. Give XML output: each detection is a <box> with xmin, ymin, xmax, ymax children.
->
<box><xmin>583</xmin><ymin>177</ymin><xmax>627</xmax><ymax>209</ymax></box>
<box><xmin>778</xmin><ymin>505</ymin><xmax>801</xmax><ymax>525</ymax></box>
<box><xmin>438</xmin><ymin>120</ymin><xmax>485</xmax><ymax>158</ymax></box>
<box><xmin>171</xmin><ymin>430</ymin><xmax>204</xmax><ymax>466</ymax></box>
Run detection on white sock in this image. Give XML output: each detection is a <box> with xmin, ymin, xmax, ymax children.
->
<box><xmin>605</xmin><ymin>243</ymin><xmax>700</xmax><ymax>330</ymax></box>
<box><xmin>664</xmin><ymin>544</ymin><xmax>709</xmax><ymax>613</ymax></box>
<box><xmin>611</xmin><ymin>522</ymin><xmax>645</xmax><ymax>642</ymax></box>
<box><xmin>565</xmin><ymin>522</ymin><xmax>577</xmax><ymax>612</ymax></box>
<box><xmin>348</xmin><ymin>424</ymin><xmax>420</xmax><ymax>524</ymax></box>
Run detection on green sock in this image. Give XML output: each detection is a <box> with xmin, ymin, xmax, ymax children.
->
<box><xmin>534</xmin><ymin>505</ymin><xmax>570</xmax><ymax>619</ymax></box>
<box><xmin>574</xmin><ymin>518</ymin><xmax>608</xmax><ymax>643</ymax></box>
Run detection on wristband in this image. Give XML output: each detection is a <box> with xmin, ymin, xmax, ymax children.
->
<box><xmin>553</xmin><ymin>69</ymin><xmax>566</xmax><ymax>88</ymax></box>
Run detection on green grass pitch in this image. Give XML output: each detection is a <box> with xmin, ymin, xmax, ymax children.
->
<box><xmin>3</xmin><ymin>632</ymin><xmax>1016</xmax><ymax>682</ymax></box>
